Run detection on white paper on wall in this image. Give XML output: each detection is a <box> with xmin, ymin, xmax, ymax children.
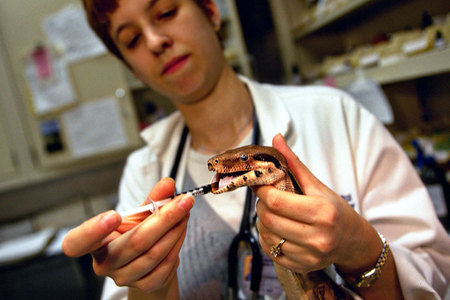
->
<box><xmin>62</xmin><ymin>97</ymin><xmax>128</xmax><ymax>158</ymax></box>
<box><xmin>42</xmin><ymin>4</ymin><xmax>106</xmax><ymax>62</ymax></box>
<box><xmin>25</xmin><ymin>55</ymin><xmax>77</xmax><ymax>115</ymax></box>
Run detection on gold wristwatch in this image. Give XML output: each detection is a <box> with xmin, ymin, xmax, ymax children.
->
<box><xmin>351</xmin><ymin>232</ymin><xmax>390</xmax><ymax>288</ymax></box>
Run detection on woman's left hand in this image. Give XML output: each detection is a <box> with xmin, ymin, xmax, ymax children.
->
<box><xmin>254</xmin><ymin>134</ymin><xmax>380</xmax><ymax>275</ymax></box>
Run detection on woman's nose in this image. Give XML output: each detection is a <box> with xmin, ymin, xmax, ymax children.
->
<box><xmin>142</xmin><ymin>27</ymin><xmax>172</xmax><ymax>54</ymax></box>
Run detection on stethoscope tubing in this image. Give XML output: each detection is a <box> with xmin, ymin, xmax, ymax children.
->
<box><xmin>169</xmin><ymin>111</ymin><xmax>263</xmax><ymax>298</ymax></box>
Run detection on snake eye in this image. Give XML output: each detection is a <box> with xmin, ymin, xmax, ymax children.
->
<box><xmin>240</xmin><ymin>154</ymin><xmax>248</xmax><ymax>161</ymax></box>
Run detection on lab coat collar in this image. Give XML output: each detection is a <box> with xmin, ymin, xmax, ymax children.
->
<box><xmin>239</xmin><ymin>76</ymin><xmax>292</xmax><ymax>145</ymax></box>
<box><xmin>140</xmin><ymin>110</ymin><xmax>185</xmax><ymax>158</ymax></box>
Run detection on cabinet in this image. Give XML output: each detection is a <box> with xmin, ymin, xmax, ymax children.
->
<box><xmin>0</xmin><ymin>60</ymin><xmax>17</xmax><ymax>179</ymax></box>
<box><xmin>0</xmin><ymin>121</ymin><xmax>16</xmax><ymax>179</ymax></box>
<box><xmin>0</xmin><ymin>37</ymin><xmax>36</xmax><ymax>185</ymax></box>
<box><xmin>270</xmin><ymin>0</ymin><xmax>450</xmax><ymax>84</ymax></box>
<box><xmin>0</xmin><ymin>1</ymin><xmax>142</xmax><ymax>189</ymax></box>
<box><xmin>218</xmin><ymin>0</ymin><xmax>253</xmax><ymax>77</ymax></box>
<box><xmin>270</xmin><ymin>0</ymin><xmax>450</xmax><ymax>130</ymax></box>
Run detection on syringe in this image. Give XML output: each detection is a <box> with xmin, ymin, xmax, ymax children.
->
<box><xmin>119</xmin><ymin>183</ymin><xmax>216</xmax><ymax>217</ymax></box>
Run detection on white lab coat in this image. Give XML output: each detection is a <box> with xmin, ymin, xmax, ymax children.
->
<box><xmin>102</xmin><ymin>76</ymin><xmax>450</xmax><ymax>299</ymax></box>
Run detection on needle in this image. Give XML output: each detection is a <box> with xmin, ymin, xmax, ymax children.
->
<box><xmin>119</xmin><ymin>183</ymin><xmax>216</xmax><ymax>217</ymax></box>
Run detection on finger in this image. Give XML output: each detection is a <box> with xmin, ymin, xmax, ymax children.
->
<box><xmin>147</xmin><ymin>177</ymin><xmax>176</xmax><ymax>204</ymax></box>
<box><xmin>272</xmin><ymin>134</ymin><xmax>324</xmax><ymax>195</ymax></box>
<box><xmin>132</xmin><ymin>221</ymin><xmax>187</xmax><ymax>292</ymax></box>
<box><xmin>257</xmin><ymin>220</ymin><xmax>329</xmax><ymax>274</ymax></box>
<box><xmin>62</xmin><ymin>210</ymin><xmax>121</xmax><ymax>258</ymax></box>
<box><xmin>256</xmin><ymin>214</ymin><xmax>306</xmax><ymax>256</ymax></box>
<box><xmin>258</xmin><ymin>231</ymin><xmax>319</xmax><ymax>274</ymax></box>
<box><xmin>256</xmin><ymin>195</ymin><xmax>318</xmax><ymax>244</ymax></box>
<box><xmin>117</xmin><ymin>213</ymin><xmax>149</xmax><ymax>233</ymax></box>
<box><xmin>96</xmin><ymin>193</ymin><xmax>194</xmax><ymax>270</ymax></box>
<box><xmin>107</xmin><ymin>217</ymin><xmax>188</xmax><ymax>284</ymax></box>
<box><xmin>257</xmin><ymin>225</ymin><xmax>301</xmax><ymax>270</ymax></box>
<box><xmin>257</xmin><ymin>214</ymin><xmax>317</xmax><ymax>256</ymax></box>
<box><xmin>255</xmin><ymin>184</ymin><xmax>324</xmax><ymax>225</ymax></box>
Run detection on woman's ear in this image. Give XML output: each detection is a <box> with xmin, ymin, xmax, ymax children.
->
<box><xmin>204</xmin><ymin>0</ymin><xmax>221</xmax><ymax>31</ymax></box>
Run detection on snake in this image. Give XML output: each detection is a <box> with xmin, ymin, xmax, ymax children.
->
<box><xmin>207</xmin><ymin>145</ymin><xmax>352</xmax><ymax>300</ymax></box>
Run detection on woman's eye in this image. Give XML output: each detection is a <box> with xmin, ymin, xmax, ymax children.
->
<box><xmin>126</xmin><ymin>35</ymin><xmax>141</xmax><ymax>49</ymax></box>
<box><xmin>157</xmin><ymin>9</ymin><xmax>176</xmax><ymax>21</ymax></box>
<box><xmin>118</xmin><ymin>29</ymin><xmax>141</xmax><ymax>50</ymax></box>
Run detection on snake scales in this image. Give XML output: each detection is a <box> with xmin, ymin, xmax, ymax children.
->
<box><xmin>207</xmin><ymin>145</ymin><xmax>352</xmax><ymax>300</ymax></box>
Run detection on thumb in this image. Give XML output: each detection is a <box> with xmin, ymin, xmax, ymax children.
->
<box><xmin>272</xmin><ymin>134</ymin><xmax>323</xmax><ymax>195</ymax></box>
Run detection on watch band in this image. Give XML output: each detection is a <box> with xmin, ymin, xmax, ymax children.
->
<box><xmin>351</xmin><ymin>232</ymin><xmax>390</xmax><ymax>288</ymax></box>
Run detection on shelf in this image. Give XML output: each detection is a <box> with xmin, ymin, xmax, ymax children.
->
<box><xmin>319</xmin><ymin>47</ymin><xmax>450</xmax><ymax>87</ymax></box>
<box><xmin>0</xmin><ymin>145</ymin><xmax>137</xmax><ymax>193</ymax></box>
<box><xmin>293</xmin><ymin>0</ymin><xmax>374</xmax><ymax>40</ymax></box>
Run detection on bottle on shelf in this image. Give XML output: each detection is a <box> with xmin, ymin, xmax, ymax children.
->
<box><xmin>412</xmin><ymin>139</ymin><xmax>450</xmax><ymax>230</ymax></box>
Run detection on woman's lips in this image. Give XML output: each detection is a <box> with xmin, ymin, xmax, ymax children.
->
<box><xmin>162</xmin><ymin>54</ymin><xmax>190</xmax><ymax>75</ymax></box>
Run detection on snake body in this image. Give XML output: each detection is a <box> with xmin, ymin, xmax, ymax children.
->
<box><xmin>207</xmin><ymin>145</ymin><xmax>352</xmax><ymax>300</ymax></box>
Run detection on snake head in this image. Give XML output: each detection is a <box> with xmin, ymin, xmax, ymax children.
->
<box><xmin>207</xmin><ymin>145</ymin><xmax>288</xmax><ymax>194</ymax></box>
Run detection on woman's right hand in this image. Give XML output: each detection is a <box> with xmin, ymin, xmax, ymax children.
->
<box><xmin>62</xmin><ymin>178</ymin><xmax>194</xmax><ymax>293</ymax></box>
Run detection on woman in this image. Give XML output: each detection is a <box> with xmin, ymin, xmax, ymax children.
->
<box><xmin>62</xmin><ymin>0</ymin><xmax>450</xmax><ymax>299</ymax></box>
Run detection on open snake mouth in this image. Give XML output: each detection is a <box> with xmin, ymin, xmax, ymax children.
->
<box><xmin>210</xmin><ymin>171</ymin><xmax>249</xmax><ymax>193</ymax></box>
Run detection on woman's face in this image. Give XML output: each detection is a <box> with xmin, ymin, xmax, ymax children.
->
<box><xmin>109</xmin><ymin>0</ymin><xmax>226</xmax><ymax>104</ymax></box>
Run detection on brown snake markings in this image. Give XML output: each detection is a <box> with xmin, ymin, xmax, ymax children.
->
<box><xmin>207</xmin><ymin>145</ymin><xmax>352</xmax><ymax>300</ymax></box>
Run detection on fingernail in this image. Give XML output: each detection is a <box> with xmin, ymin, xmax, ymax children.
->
<box><xmin>178</xmin><ymin>193</ymin><xmax>195</xmax><ymax>212</ymax></box>
<box><xmin>100</xmin><ymin>211</ymin><xmax>120</xmax><ymax>230</ymax></box>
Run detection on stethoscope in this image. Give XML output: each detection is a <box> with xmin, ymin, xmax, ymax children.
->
<box><xmin>168</xmin><ymin>113</ymin><xmax>263</xmax><ymax>299</ymax></box>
